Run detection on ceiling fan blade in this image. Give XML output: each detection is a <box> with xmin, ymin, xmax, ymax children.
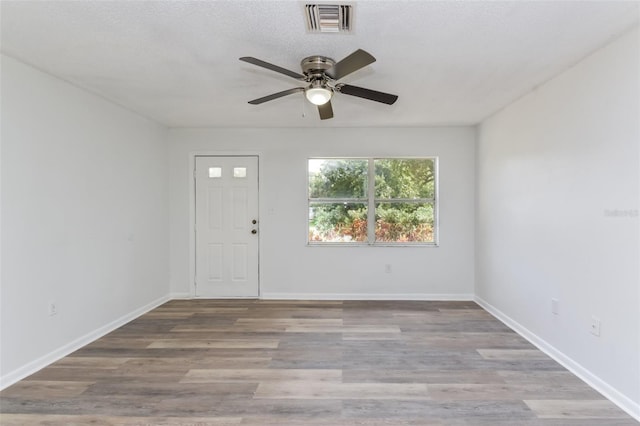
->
<box><xmin>240</xmin><ymin>57</ymin><xmax>305</xmax><ymax>80</ymax></box>
<box><xmin>338</xmin><ymin>84</ymin><xmax>398</xmax><ymax>105</ymax></box>
<box><xmin>248</xmin><ymin>87</ymin><xmax>304</xmax><ymax>105</ymax></box>
<box><xmin>325</xmin><ymin>49</ymin><xmax>376</xmax><ymax>80</ymax></box>
<box><xmin>318</xmin><ymin>101</ymin><xmax>334</xmax><ymax>120</ymax></box>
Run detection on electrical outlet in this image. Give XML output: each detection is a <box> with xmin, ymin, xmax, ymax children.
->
<box><xmin>551</xmin><ymin>298</ymin><xmax>559</xmax><ymax>315</ymax></box>
<box><xmin>590</xmin><ymin>316</ymin><xmax>601</xmax><ymax>336</ymax></box>
<box><xmin>48</xmin><ymin>301</ymin><xmax>57</xmax><ymax>316</ymax></box>
<box><xmin>385</xmin><ymin>264</ymin><xmax>392</xmax><ymax>273</ymax></box>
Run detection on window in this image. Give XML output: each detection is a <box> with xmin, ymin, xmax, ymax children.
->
<box><xmin>233</xmin><ymin>167</ymin><xmax>247</xmax><ymax>178</ymax></box>
<box><xmin>308</xmin><ymin>158</ymin><xmax>437</xmax><ymax>245</ymax></box>
<box><xmin>208</xmin><ymin>167</ymin><xmax>222</xmax><ymax>178</ymax></box>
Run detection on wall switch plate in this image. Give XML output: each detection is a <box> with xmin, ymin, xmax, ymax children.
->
<box><xmin>385</xmin><ymin>264</ymin><xmax>392</xmax><ymax>273</ymax></box>
<box><xmin>551</xmin><ymin>298</ymin><xmax>559</xmax><ymax>315</ymax></box>
<box><xmin>590</xmin><ymin>316</ymin><xmax>601</xmax><ymax>336</ymax></box>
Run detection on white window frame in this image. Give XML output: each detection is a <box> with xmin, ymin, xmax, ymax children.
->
<box><xmin>307</xmin><ymin>157</ymin><xmax>439</xmax><ymax>247</ymax></box>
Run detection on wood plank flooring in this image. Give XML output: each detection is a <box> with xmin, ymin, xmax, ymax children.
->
<box><xmin>1</xmin><ymin>300</ymin><xmax>636</xmax><ymax>425</ymax></box>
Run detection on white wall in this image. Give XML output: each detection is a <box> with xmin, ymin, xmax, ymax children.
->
<box><xmin>476</xmin><ymin>28</ymin><xmax>639</xmax><ymax>416</ymax></box>
<box><xmin>0</xmin><ymin>55</ymin><xmax>170</xmax><ymax>386</ymax></box>
<box><xmin>169</xmin><ymin>127</ymin><xmax>475</xmax><ymax>299</ymax></box>
<box><xmin>1</xmin><ymin>24</ymin><xmax>636</xmax><ymax>418</ymax></box>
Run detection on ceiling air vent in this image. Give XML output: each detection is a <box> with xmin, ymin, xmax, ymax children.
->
<box><xmin>305</xmin><ymin>4</ymin><xmax>352</xmax><ymax>33</ymax></box>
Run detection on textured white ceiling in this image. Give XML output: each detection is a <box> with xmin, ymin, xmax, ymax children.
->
<box><xmin>1</xmin><ymin>1</ymin><xmax>638</xmax><ymax>128</ymax></box>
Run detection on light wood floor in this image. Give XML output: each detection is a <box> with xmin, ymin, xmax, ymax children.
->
<box><xmin>1</xmin><ymin>300</ymin><xmax>636</xmax><ymax>425</ymax></box>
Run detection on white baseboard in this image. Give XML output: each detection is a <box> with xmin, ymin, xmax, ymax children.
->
<box><xmin>260</xmin><ymin>293</ymin><xmax>474</xmax><ymax>301</ymax></box>
<box><xmin>474</xmin><ymin>296</ymin><xmax>640</xmax><ymax>422</ymax></box>
<box><xmin>0</xmin><ymin>294</ymin><xmax>170</xmax><ymax>390</ymax></box>
<box><xmin>169</xmin><ymin>292</ymin><xmax>193</xmax><ymax>299</ymax></box>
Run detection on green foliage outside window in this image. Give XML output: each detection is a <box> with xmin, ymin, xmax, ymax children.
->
<box><xmin>309</xmin><ymin>158</ymin><xmax>436</xmax><ymax>244</ymax></box>
<box><xmin>375</xmin><ymin>159</ymin><xmax>435</xmax><ymax>199</ymax></box>
<box><xmin>309</xmin><ymin>159</ymin><xmax>368</xmax><ymax>198</ymax></box>
<box><xmin>375</xmin><ymin>203</ymin><xmax>434</xmax><ymax>242</ymax></box>
<box><xmin>309</xmin><ymin>203</ymin><xmax>367</xmax><ymax>242</ymax></box>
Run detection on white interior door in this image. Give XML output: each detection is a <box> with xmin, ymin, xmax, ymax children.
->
<box><xmin>195</xmin><ymin>156</ymin><xmax>259</xmax><ymax>297</ymax></box>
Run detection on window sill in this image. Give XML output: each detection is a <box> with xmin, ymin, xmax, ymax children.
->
<box><xmin>307</xmin><ymin>242</ymin><xmax>439</xmax><ymax>248</ymax></box>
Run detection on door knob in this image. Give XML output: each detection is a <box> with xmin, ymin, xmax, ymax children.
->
<box><xmin>252</xmin><ymin>219</ymin><xmax>257</xmax><ymax>224</ymax></box>
<box><xmin>251</xmin><ymin>229</ymin><xmax>257</xmax><ymax>234</ymax></box>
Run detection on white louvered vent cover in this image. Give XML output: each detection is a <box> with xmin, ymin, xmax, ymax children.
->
<box><xmin>305</xmin><ymin>4</ymin><xmax>352</xmax><ymax>33</ymax></box>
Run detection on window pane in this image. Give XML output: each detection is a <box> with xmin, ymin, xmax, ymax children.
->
<box><xmin>375</xmin><ymin>203</ymin><xmax>434</xmax><ymax>243</ymax></box>
<box><xmin>309</xmin><ymin>159</ymin><xmax>368</xmax><ymax>198</ymax></box>
<box><xmin>309</xmin><ymin>203</ymin><xmax>368</xmax><ymax>243</ymax></box>
<box><xmin>233</xmin><ymin>167</ymin><xmax>247</xmax><ymax>178</ymax></box>
<box><xmin>374</xmin><ymin>159</ymin><xmax>435</xmax><ymax>199</ymax></box>
<box><xmin>208</xmin><ymin>167</ymin><xmax>222</xmax><ymax>178</ymax></box>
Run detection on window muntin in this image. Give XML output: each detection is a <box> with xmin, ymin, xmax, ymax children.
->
<box><xmin>308</xmin><ymin>158</ymin><xmax>437</xmax><ymax>245</ymax></box>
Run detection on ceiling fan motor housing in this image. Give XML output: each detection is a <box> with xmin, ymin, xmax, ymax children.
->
<box><xmin>301</xmin><ymin>55</ymin><xmax>335</xmax><ymax>81</ymax></box>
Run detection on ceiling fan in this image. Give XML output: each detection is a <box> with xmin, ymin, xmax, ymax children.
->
<box><xmin>239</xmin><ymin>49</ymin><xmax>398</xmax><ymax>120</ymax></box>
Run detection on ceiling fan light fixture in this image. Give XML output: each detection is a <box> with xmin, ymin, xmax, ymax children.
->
<box><xmin>305</xmin><ymin>81</ymin><xmax>332</xmax><ymax>105</ymax></box>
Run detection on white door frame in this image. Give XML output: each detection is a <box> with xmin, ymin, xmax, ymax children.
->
<box><xmin>188</xmin><ymin>151</ymin><xmax>262</xmax><ymax>298</ymax></box>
